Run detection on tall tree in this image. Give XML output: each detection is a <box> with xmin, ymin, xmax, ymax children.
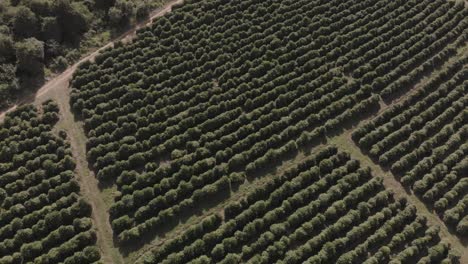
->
<box><xmin>15</xmin><ymin>38</ymin><xmax>44</xmax><ymax>77</ymax></box>
<box><xmin>41</xmin><ymin>17</ymin><xmax>62</xmax><ymax>42</ymax></box>
<box><xmin>109</xmin><ymin>0</ymin><xmax>134</xmax><ymax>28</ymax></box>
<box><xmin>55</xmin><ymin>0</ymin><xmax>91</xmax><ymax>43</ymax></box>
<box><xmin>13</xmin><ymin>6</ymin><xmax>39</xmax><ymax>39</ymax></box>
<box><xmin>0</xmin><ymin>33</ymin><xmax>15</xmax><ymax>63</ymax></box>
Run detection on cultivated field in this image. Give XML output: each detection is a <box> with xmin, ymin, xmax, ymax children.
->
<box><xmin>0</xmin><ymin>0</ymin><xmax>467</xmax><ymax>263</ymax></box>
<box><xmin>140</xmin><ymin>147</ymin><xmax>459</xmax><ymax>264</ymax></box>
<box><xmin>352</xmin><ymin>55</ymin><xmax>468</xmax><ymax>236</ymax></box>
<box><xmin>0</xmin><ymin>102</ymin><xmax>100</xmax><ymax>263</ymax></box>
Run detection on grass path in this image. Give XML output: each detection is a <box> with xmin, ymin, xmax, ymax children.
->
<box><xmin>51</xmin><ymin>85</ymin><xmax>124</xmax><ymax>264</ymax></box>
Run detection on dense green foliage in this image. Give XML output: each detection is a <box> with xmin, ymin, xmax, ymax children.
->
<box><xmin>0</xmin><ymin>0</ymin><xmax>160</xmax><ymax>108</ymax></box>
<box><xmin>140</xmin><ymin>147</ymin><xmax>458</xmax><ymax>264</ymax></box>
<box><xmin>352</xmin><ymin>54</ymin><xmax>468</xmax><ymax>235</ymax></box>
<box><xmin>0</xmin><ymin>101</ymin><xmax>100</xmax><ymax>264</ymax></box>
<box><xmin>69</xmin><ymin>0</ymin><xmax>467</xmax><ymax>244</ymax></box>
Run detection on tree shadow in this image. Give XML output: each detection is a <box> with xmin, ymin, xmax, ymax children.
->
<box><xmin>326</xmin><ymin>100</ymin><xmax>381</xmax><ymax>138</ymax></box>
<box><xmin>245</xmin><ymin>149</ymin><xmax>297</xmax><ymax>182</ymax></box>
<box><xmin>117</xmin><ymin>187</ymin><xmax>230</xmax><ymax>255</ymax></box>
<box><xmin>381</xmin><ymin>50</ymin><xmax>456</xmax><ymax>105</ymax></box>
<box><xmin>301</xmin><ymin>136</ymin><xmax>328</xmax><ymax>155</ymax></box>
<box><xmin>245</xmin><ymin>135</ymin><xmax>326</xmax><ymax>182</ymax></box>
<box><xmin>0</xmin><ymin>75</ymin><xmax>45</xmax><ymax>114</ymax></box>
